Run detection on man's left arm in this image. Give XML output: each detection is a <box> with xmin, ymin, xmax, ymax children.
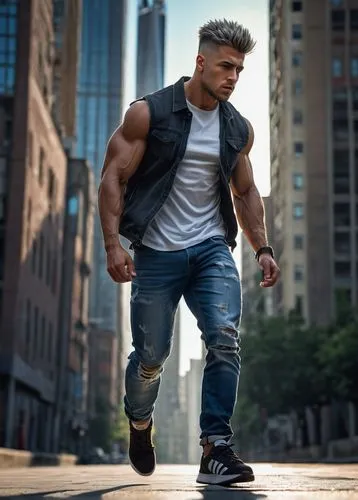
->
<box><xmin>230</xmin><ymin>119</ymin><xmax>280</xmax><ymax>288</ymax></box>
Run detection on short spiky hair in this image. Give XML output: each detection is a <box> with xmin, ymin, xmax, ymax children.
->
<box><xmin>199</xmin><ymin>19</ymin><xmax>256</xmax><ymax>54</ymax></box>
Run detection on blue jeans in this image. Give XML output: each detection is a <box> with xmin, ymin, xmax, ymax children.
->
<box><xmin>124</xmin><ymin>236</ymin><xmax>242</xmax><ymax>444</ymax></box>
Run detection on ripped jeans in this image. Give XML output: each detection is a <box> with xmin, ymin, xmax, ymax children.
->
<box><xmin>124</xmin><ymin>236</ymin><xmax>242</xmax><ymax>444</ymax></box>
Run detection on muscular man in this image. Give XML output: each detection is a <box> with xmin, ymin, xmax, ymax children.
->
<box><xmin>98</xmin><ymin>19</ymin><xmax>279</xmax><ymax>486</ymax></box>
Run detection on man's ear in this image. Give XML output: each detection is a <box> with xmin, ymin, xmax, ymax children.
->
<box><xmin>196</xmin><ymin>54</ymin><xmax>205</xmax><ymax>73</ymax></box>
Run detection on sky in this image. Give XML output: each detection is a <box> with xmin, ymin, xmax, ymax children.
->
<box><xmin>123</xmin><ymin>0</ymin><xmax>270</xmax><ymax>375</ymax></box>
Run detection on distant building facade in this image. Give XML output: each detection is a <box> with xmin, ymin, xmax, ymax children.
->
<box><xmin>76</xmin><ymin>0</ymin><xmax>127</xmax><ymax>333</ymax></box>
<box><xmin>137</xmin><ymin>0</ymin><xmax>166</xmax><ymax>98</ymax></box>
<box><xmin>0</xmin><ymin>0</ymin><xmax>67</xmax><ymax>450</ymax></box>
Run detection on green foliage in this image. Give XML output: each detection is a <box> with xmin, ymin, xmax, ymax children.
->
<box><xmin>233</xmin><ymin>310</ymin><xmax>358</xmax><ymax>447</ymax></box>
<box><xmin>111</xmin><ymin>402</ymin><xmax>130</xmax><ymax>451</ymax></box>
<box><xmin>88</xmin><ymin>397</ymin><xmax>112</xmax><ymax>452</ymax></box>
<box><xmin>319</xmin><ymin>321</ymin><xmax>358</xmax><ymax>401</ymax></box>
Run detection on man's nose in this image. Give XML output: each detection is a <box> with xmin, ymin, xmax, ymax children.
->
<box><xmin>228</xmin><ymin>69</ymin><xmax>239</xmax><ymax>83</ymax></box>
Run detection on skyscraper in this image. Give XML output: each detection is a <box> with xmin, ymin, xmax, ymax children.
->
<box><xmin>76</xmin><ymin>0</ymin><xmax>127</xmax><ymax>332</ymax></box>
<box><xmin>0</xmin><ymin>0</ymin><xmax>68</xmax><ymax>450</ymax></box>
<box><xmin>269</xmin><ymin>0</ymin><xmax>358</xmax><ymax>324</ymax></box>
<box><xmin>136</xmin><ymin>0</ymin><xmax>166</xmax><ymax>98</ymax></box>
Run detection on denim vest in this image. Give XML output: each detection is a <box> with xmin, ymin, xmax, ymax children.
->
<box><xmin>120</xmin><ymin>76</ymin><xmax>249</xmax><ymax>251</ymax></box>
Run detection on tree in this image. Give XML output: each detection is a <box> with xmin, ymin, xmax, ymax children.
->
<box><xmin>319</xmin><ymin>320</ymin><xmax>358</xmax><ymax>402</ymax></box>
<box><xmin>111</xmin><ymin>402</ymin><xmax>130</xmax><ymax>453</ymax></box>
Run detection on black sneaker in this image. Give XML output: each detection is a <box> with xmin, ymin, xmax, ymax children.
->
<box><xmin>128</xmin><ymin>419</ymin><xmax>156</xmax><ymax>476</ymax></box>
<box><xmin>196</xmin><ymin>443</ymin><xmax>255</xmax><ymax>486</ymax></box>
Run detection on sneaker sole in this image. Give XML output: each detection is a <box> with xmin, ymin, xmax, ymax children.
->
<box><xmin>196</xmin><ymin>472</ymin><xmax>255</xmax><ymax>486</ymax></box>
<box><xmin>129</xmin><ymin>456</ymin><xmax>156</xmax><ymax>477</ymax></box>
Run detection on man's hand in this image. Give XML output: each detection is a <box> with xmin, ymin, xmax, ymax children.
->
<box><xmin>106</xmin><ymin>244</ymin><xmax>136</xmax><ymax>283</ymax></box>
<box><xmin>258</xmin><ymin>253</ymin><xmax>280</xmax><ymax>288</ymax></box>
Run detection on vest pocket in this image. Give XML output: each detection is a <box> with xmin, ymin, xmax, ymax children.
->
<box><xmin>150</xmin><ymin>128</ymin><xmax>179</xmax><ymax>160</ymax></box>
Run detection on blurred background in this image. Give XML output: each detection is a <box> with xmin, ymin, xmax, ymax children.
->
<box><xmin>0</xmin><ymin>0</ymin><xmax>357</xmax><ymax>468</ymax></box>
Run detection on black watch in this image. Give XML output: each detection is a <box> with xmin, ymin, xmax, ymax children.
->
<box><xmin>255</xmin><ymin>246</ymin><xmax>274</xmax><ymax>261</ymax></box>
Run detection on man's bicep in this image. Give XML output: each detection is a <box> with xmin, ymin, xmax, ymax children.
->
<box><xmin>102</xmin><ymin>101</ymin><xmax>150</xmax><ymax>181</ymax></box>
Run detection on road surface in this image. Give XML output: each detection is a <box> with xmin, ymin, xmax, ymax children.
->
<box><xmin>0</xmin><ymin>463</ymin><xmax>357</xmax><ymax>499</ymax></box>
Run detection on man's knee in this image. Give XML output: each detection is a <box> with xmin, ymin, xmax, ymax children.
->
<box><xmin>205</xmin><ymin>325</ymin><xmax>240</xmax><ymax>352</ymax></box>
<box><xmin>138</xmin><ymin>362</ymin><xmax>163</xmax><ymax>381</ymax></box>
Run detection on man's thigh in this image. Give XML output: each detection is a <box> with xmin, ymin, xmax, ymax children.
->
<box><xmin>184</xmin><ymin>237</ymin><xmax>242</xmax><ymax>349</ymax></box>
<box><xmin>130</xmin><ymin>246</ymin><xmax>188</xmax><ymax>365</ymax></box>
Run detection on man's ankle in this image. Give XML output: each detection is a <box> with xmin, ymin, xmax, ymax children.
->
<box><xmin>131</xmin><ymin>419</ymin><xmax>151</xmax><ymax>431</ymax></box>
<box><xmin>203</xmin><ymin>443</ymin><xmax>213</xmax><ymax>457</ymax></box>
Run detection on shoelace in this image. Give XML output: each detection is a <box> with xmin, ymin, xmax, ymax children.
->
<box><xmin>213</xmin><ymin>444</ymin><xmax>244</xmax><ymax>464</ymax></box>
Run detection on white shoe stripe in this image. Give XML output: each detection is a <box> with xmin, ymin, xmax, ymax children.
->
<box><xmin>216</xmin><ymin>463</ymin><xmax>225</xmax><ymax>475</ymax></box>
<box><xmin>208</xmin><ymin>459</ymin><xmax>215</xmax><ymax>473</ymax></box>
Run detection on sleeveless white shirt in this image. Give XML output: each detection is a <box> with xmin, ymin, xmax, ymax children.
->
<box><xmin>142</xmin><ymin>99</ymin><xmax>226</xmax><ymax>250</ymax></box>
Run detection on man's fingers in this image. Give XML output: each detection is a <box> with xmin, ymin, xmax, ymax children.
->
<box><xmin>108</xmin><ymin>262</ymin><xmax>131</xmax><ymax>283</ymax></box>
<box><xmin>270</xmin><ymin>265</ymin><xmax>280</xmax><ymax>284</ymax></box>
<box><xmin>126</xmin><ymin>256</ymin><xmax>136</xmax><ymax>277</ymax></box>
<box><xmin>108</xmin><ymin>265</ymin><xmax>124</xmax><ymax>283</ymax></box>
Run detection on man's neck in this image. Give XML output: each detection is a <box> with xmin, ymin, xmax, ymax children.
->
<box><xmin>184</xmin><ymin>77</ymin><xmax>218</xmax><ymax>111</ymax></box>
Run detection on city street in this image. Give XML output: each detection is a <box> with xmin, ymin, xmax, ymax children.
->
<box><xmin>0</xmin><ymin>463</ymin><xmax>357</xmax><ymax>499</ymax></box>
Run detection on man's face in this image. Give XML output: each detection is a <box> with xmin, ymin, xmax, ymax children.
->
<box><xmin>197</xmin><ymin>44</ymin><xmax>245</xmax><ymax>101</ymax></box>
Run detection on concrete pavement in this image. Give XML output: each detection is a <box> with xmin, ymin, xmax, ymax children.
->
<box><xmin>0</xmin><ymin>463</ymin><xmax>357</xmax><ymax>499</ymax></box>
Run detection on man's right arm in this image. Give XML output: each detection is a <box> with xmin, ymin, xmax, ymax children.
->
<box><xmin>98</xmin><ymin>100</ymin><xmax>150</xmax><ymax>282</ymax></box>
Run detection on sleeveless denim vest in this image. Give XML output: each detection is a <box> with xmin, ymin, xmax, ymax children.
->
<box><xmin>120</xmin><ymin>76</ymin><xmax>249</xmax><ymax>251</ymax></box>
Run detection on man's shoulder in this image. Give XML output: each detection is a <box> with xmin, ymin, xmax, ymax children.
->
<box><xmin>135</xmin><ymin>82</ymin><xmax>175</xmax><ymax>105</ymax></box>
<box><xmin>225</xmin><ymin>101</ymin><xmax>246</xmax><ymax>121</ymax></box>
<box><xmin>223</xmin><ymin>102</ymin><xmax>250</xmax><ymax>145</ymax></box>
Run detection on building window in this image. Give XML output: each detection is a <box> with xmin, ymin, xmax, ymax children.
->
<box><xmin>292</xmin><ymin>24</ymin><xmax>302</xmax><ymax>40</ymax></box>
<box><xmin>46</xmin><ymin>247</ymin><xmax>51</xmax><ymax>287</ymax></box>
<box><xmin>335</xmin><ymin>261</ymin><xmax>351</xmax><ymax>279</ymax></box>
<box><xmin>26</xmin><ymin>198</ymin><xmax>32</xmax><ymax>249</ymax></box>
<box><xmin>27</xmin><ymin>131</ymin><xmax>33</xmax><ymax>168</ymax></box>
<box><xmin>333</xmin><ymin>88</ymin><xmax>348</xmax><ymax>114</ymax></box>
<box><xmin>295</xmin><ymin>295</ymin><xmax>303</xmax><ymax>316</ymax></box>
<box><xmin>334</xmin><ymin>232</ymin><xmax>350</xmax><ymax>255</ymax></box>
<box><xmin>332</xmin><ymin>57</ymin><xmax>343</xmax><ymax>77</ymax></box>
<box><xmin>48</xmin><ymin>169</ymin><xmax>55</xmax><ymax>203</ymax></box>
<box><xmin>331</xmin><ymin>10</ymin><xmax>345</xmax><ymax>31</ymax></box>
<box><xmin>293</xmin><ymin>173</ymin><xmax>304</xmax><ymax>189</ymax></box>
<box><xmin>292</xmin><ymin>1</ymin><xmax>302</xmax><ymax>11</ymax></box>
<box><xmin>333</xmin><ymin>118</ymin><xmax>348</xmax><ymax>141</ymax></box>
<box><xmin>293</xmin><ymin>78</ymin><xmax>303</xmax><ymax>95</ymax></box>
<box><xmin>39</xmin><ymin>233</ymin><xmax>44</xmax><ymax>279</ymax></box>
<box><xmin>294</xmin><ymin>265</ymin><xmax>304</xmax><ymax>281</ymax></box>
<box><xmin>68</xmin><ymin>195</ymin><xmax>79</xmax><ymax>215</ymax></box>
<box><xmin>350</xmin><ymin>9</ymin><xmax>358</xmax><ymax>30</ymax></box>
<box><xmin>294</xmin><ymin>235</ymin><xmax>304</xmax><ymax>249</ymax></box>
<box><xmin>48</xmin><ymin>321</ymin><xmax>53</xmax><ymax>362</ymax></box>
<box><xmin>33</xmin><ymin>306</ymin><xmax>39</xmax><ymax>360</ymax></box>
<box><xmin>293</xmin><ymin>109</ymin><xmax>303</xmax><ymax>124</ymax></box>
<box><xmin>39</xmin><ymin>147</ymin><xmax>45</xmax><ymax>186</ymax></box>
<box><xmin>40</xmin><ymin>315</ymin><xmax>46</xmax><ymax>359</ymax></box>
<box><xmin>292</xmin><ymin>51</ymin><xmax>302</xmax><ymax>67</ymax></box>
<box><xmin>25</xmin><ymin>299</ymin><xmax>31</xmax><ymax>359</ymax></box>
<box><xmin>351</xmin><ymin>58</ymin><xmax>358</xmax><ymax>77</ymax></box>
<box><xmin>294</xmin><ymin>142</ymin><xmax>304</xmax><ymax>157</ymax></box>
<box><xmin>334</xmin><ymin>149</ymin><xmax>349</xmax><ymax>194</ymax></box>
<box><xmin>51</xmin><ymin>251</ymin><xmax>57</xmax><ymax>294</ymax></box>
<box><xmin>293</xmin><ymin>203</ymin><xmax>304</xmax><ymax>219</ymax></box>
<box><xmin>32</xmin><ymin>238</ymin><xmax>37</xmax><ymax>274</ymax></box>
<box><xmin>0</xmin><ymin>1</ymin><xmax>18</xmax><ymax>94</ymax></box>
<box><xmin>334</xmin><ymin>202</ymin><xmax>350</xmax><ymax>226</ymax></box>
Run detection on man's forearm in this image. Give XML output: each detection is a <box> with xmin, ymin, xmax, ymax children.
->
<box><xmin>233</xmin><ymin>185</ymin><xmax>268</xmax><ymax>252</ymax></box>
<box><xmin>98</xmin><ymin>173</ymin><xmax>125</xmax><ymax>251</ymax></box>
